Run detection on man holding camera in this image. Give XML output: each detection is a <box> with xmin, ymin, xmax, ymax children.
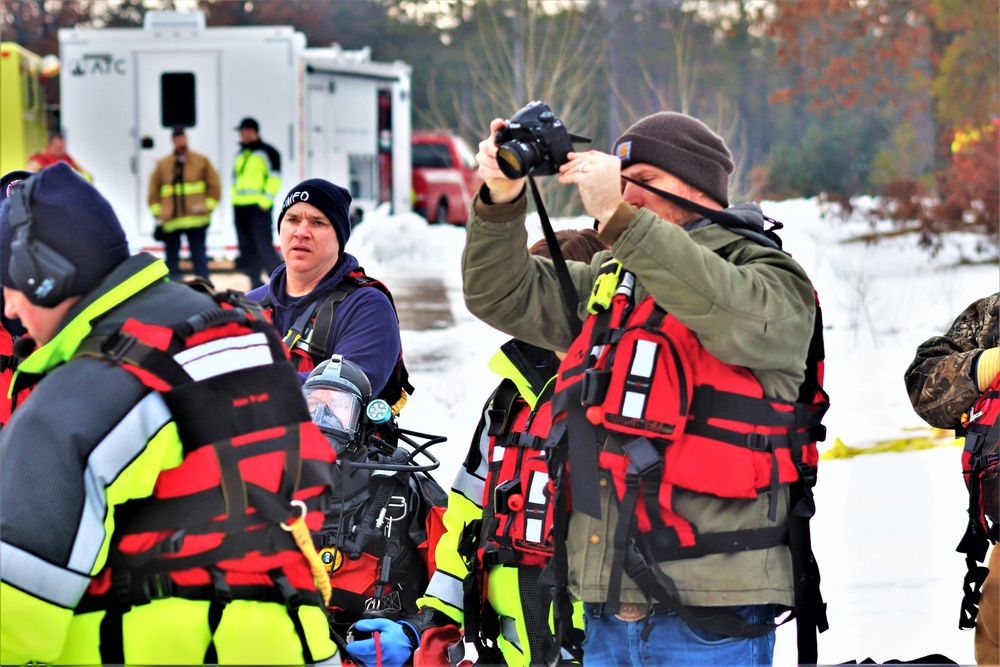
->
<box><xmin>461</xmin><ymin>109</ymin><xmax>825</xmax><ymax>665</ymax></box>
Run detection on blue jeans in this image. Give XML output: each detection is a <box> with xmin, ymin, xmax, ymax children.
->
<box><xmin>581</xmin><ymin>603</ymin><xmax>776</xmax><ymax>666</ymax></box>
<box><xmin>162</xmin><ymin>226</ymin><xmax>209</xmax><ymax>281</ymax></box>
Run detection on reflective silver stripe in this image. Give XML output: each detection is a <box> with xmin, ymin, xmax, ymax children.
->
<box><xmin>424</xmin><ymin>570</ymin><xmax>465</xmax><ymax>611</ymax></box>
<box><xmin>451</xmin><ymin>467</ymin><xmax>484</xmax><ymax>510</ymax></box>
<box><xmin>451</xmin><ymin>424</ymin><xmax>488</xmax><ymax>505</ymax></box>
<box><xmin>68</xmin><ymin>392</ymin><xmax>172</xmax><ymax>574</ymax></box>
<box><xmin>528</xmin><ymin>471</ymin><xmax>547</xmax><ymax>506</ymax></box>
<box><xmin>500</xmin><ymin>615</ymin><xmax>522</xmax><ymax>647</ymax></box>
<box><xmin>622</xmin><ymin>339</ymin><xmax>657</xmax><ymax>418</ymax></box>
<box><xmin>174</xmin><ymin>332</ymin><xmax>272</xmax><ymax>381</ymax></box>
<box><xmin>1</xmin><ymin>542</ymin><xmax>91</xmax><ymax>608</ymax></box>
<box><xmin>472</xmin><ymin>424</ymin><xmax>490</xmax><ymax>478</ymax></box>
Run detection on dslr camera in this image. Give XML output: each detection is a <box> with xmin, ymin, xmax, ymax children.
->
<box><xmin>494</xmin><ymin>101</ymin><xmax>589</xmax><ymax>179</ymax></box>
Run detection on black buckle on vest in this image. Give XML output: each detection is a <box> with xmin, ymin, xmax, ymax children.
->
<box><xmin>140</xmin><ymin>573</ymin><xmax>177</xmax><ymax>603</ymax></box>
<box><xmin>580</xmin><ymin>368</ymin><xmax>611</xmax><ymax>406</ymax></box>
<box><xmin>623</xmin><ymin>437</ymin><xmax>661</xmax><ymax>477</ymax></box>
<box><xmin>745</xmin><ymin>433</ymin><xmax>771</xmax><ymax>452</ymax></box>
<box><xmin>211</xmin><ymin>567</ymin><xmax>233</xmax><ymax>605</ymax></box>
<box><xmin>794</xmin><ymin>459</ymin><xmax>818</xmax><ymax>487</ymax></box>
<box><xmin>516</xmin><ymin>431</ymin><xmax>541</xmax><ymax>449</ymax></box>
<box><xmin>162</xmin><ymin>529</ymin><xmax>186</xmax><ymax>555</ymax></box>
<box><xmin>0</xmin><ymin>354</ymin><xmax>15</xmax><ymax>373</ymax></box>
<box><xmin>103</xmin><ymin>331</ymin><xmax>138</xmax><ymax>363</ymax></box>
<box><xmin>271</xmin><ymin>570</ymin><xmax>302</xmax><ymax>610</ymax></box>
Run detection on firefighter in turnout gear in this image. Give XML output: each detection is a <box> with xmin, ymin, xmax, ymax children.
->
<box><xmin>905</xmin><ymin>293</ymin><xmax>1000</xmax><ymax>665</ymax></box>
<box><xmin>461</xmin><ymin>110</ymin><xmax>829</xmax><ymax>666</ymax></box>
<box><xmin>303</xmin><ymin>356</ymin><xmax>447</xmax><ymax>667</ymax></box>
<box><xmin>232</xmin><ymin>117</ymin><xmax>283</xmax><ymax>288</ymax></box>
<box><xmin>0</xmin><ymin>163</ymin><xmax>341</xmax><ymax>665</ymax></box>
<box><xmin>148</xmin><ymin>126</ymin><xmax>222</xmax><ymax>281</ymax></box>
<box><xmin>418</xmin><ymin>229</ymin><xmax>606</xmax><ymax>667</ymax></box>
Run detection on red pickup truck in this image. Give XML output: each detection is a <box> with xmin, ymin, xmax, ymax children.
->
<box><xmin>411</xmin><ymin>130</ymin><xmax>484</xmax><ymax>225</ymax></box>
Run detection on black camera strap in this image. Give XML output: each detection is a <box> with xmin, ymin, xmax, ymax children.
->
<box><xmin>527</xmin><ymin>174</ymin><xmax>583</xmax><ymax>339</ymax></box>
<box><xmin>620</xmin><ymin>175</ymin><xmax>784</xmax><ymax>251</ymax></box>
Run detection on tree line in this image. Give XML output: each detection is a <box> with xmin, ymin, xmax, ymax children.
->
<box><xmin>2</xmin><ymin>0</ymin><xmax>996</xmax><ymax>250</ymax></box>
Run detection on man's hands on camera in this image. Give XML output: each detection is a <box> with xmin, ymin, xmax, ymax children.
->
<box><xmin>476</xmin><ymin>118</ymin><xmax>526</xmax><ymax>205</ymax></box>
<box><xmin>559</xmin><ymin>150</ymin><xmax>624</xmax><ymax>231</ymax></box>
<box><xmin>477</xmin><ymin>116</ymin><xmax>624</xmax><ymax>229</ymax></box>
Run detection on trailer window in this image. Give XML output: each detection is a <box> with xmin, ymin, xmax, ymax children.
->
<box><xmin>160</xmin><ymin>72</ymin><xmax>196</xmax><ymax>128</ymax></box>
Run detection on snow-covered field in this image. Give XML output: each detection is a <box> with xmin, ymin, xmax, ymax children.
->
<box><xmin>346</xmin><ymin>197</ymin><xmax>996</xmax><ymax>665</ymax></box>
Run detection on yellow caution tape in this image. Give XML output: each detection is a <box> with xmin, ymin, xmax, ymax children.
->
<box><xmin>821</xmin><ymin>428</ymin><xmax>961</xmax><ymax>460</ymax></box>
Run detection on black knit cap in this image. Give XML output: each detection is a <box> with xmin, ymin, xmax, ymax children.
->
<box><xmin>0</xmin><ymin>163</ymin><xmax>129</xmax><ymax>297</ymax></box>
<box><xmin>276</xmin><ymin>179</ymin><xmax>353</xmax><ymax>250</ymax></box>
<box><xmin>613</xmin><ymin>112</ymin><xmax>734</xmax><ymax>207</ymax></box>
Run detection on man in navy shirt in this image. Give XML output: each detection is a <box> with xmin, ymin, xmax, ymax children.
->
<box><xmin>247</xmin><ymin>179</ymin><xmax>401</xmax><ymax>399</ymax></box>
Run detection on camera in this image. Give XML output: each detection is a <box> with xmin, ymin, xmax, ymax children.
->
<box><xmin>494</xmin><ymin>101</ymin><xmax>589</xmax><ymax>179</ymax></box>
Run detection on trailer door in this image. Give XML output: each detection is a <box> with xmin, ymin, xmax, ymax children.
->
<box><xmin>135</xmin><ymin>51</ymin><xmax>222</xmax><ymax>243</ymax></box>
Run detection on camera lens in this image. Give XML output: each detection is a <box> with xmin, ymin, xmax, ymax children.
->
<box><xmin>497</xmin><ymin>140</ymin><xmax>539</xmax><ymax>179</ymax></box>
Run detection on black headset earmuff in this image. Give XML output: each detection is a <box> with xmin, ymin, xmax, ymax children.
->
<box><xmin>7</xmin><ymin>176</ymin><xmax>77</xmax><ymax>308</ymax></box>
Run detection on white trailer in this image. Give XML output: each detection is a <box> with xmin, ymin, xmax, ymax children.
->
<box><xmin>58</xmin><ymin>10</ymin><xmax>412</xmax><ymax>255</ymax></box>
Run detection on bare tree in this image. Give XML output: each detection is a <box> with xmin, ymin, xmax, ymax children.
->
<box><xmin>421</xmin><ymin>0</ymin><xmax>604</xmax><ymax>216</ymax></box>
<box><xmin>610</xmin><ymin>0</ymin><xmax>755</xmax><ymax>203</ymax></box>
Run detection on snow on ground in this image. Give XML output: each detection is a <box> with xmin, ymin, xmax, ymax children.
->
<box><xmin>347</xmin><ymin>197</ymin><xmax>996</xmax><ymax>665</ymax></box>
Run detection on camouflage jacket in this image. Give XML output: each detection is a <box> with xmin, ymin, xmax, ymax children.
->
<box><xmin>904</xmin><ymin>292</ymin><xmax>1000</xmax><ymax>429</ymax></box>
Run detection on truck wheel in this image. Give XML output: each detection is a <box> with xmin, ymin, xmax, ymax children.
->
<box><xmin>433</xmin><ymin>200</ymin><xmax>449</xmax><ymax>225</ymax></box>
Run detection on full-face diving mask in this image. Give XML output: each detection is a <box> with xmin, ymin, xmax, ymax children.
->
<box><xmin>303</xmin><ymin>355</ymin><xmax>373</xmax><ymax>447</ymax></box>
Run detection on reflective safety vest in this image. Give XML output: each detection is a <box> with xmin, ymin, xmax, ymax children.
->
<box><xmin>478</xmin><ymin>377</ymin><xmax>559</xmax><ymax>569</ymax></box>
<box><xmin>262</xmin><ymin>268</ymin><xmax>415</xmax><ymax>415</ymax></box>
<box><xmin>232</xmin><ymin>143</ymin><xmax>281</xmax><ymax>209</ymax></box>
<box><xmin>544</xmin><ymin>259</ymin><xmax>829</xmax><ymax>652</ymax></box>
<box><xmin>957</xmin><ymin>373</ymin><xmax>1000</xmax><ymax>629</ymax></box>
<box><xmin>70</xmin><ymin>286</ymin><xmax>336</xmax><ymax>658</ymax></box>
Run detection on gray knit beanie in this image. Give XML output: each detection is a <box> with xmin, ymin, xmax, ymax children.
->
<box><xmin>613</xmin><ymin>112</ymin><xmax>734</xmax><ymax>207</ymax></box>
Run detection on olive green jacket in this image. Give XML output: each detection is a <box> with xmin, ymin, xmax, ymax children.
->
<box><xmin>461</xmin><ymin>191</ymin><xmax>817</xmax><ymax>607</ymax></box>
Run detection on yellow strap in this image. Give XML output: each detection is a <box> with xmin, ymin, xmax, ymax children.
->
<box><xmin>390</xmin><ymin>389</ymin><xmax>409</xmax><ymax>416</ymax></box>
<box><xmin>281</xmin><ymin>501</ymin><xmax>332</xmax><ymax>607</ymax></box>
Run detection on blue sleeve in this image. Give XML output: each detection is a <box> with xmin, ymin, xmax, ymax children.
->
<box><xmin>322</xmin><ymin>287</ymin><xmax>402</xmax><ymax>397</ymax></box>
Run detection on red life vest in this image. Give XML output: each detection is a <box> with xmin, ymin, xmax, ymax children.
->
<box><xmin>552</xmin><ymin>280</ymin><xmax>826</xmax><ymax>539</ymax></box>
<box><xmin>956</xmin><ymin>374</ymin><xmax>1000</xmax><ymax>630</ymax></box>
<box><xmin>544</xmin><ymin>261</ymin><xmax>828</xmax><ymax>648</ymax></box>
<box><xmin>0</xmin><ymin>323</ymin><xmax>14</xmax><ymax>427</ymax></box>
<box><xmin>73</xmin><ymin>289</ymin><xmax>336</xmax><ymax>616</ymax></box>
<box><xmin>962</xmin><ymin>375</ymin><xmax>1000</xmax><ymax>541</ymax></box>
<box><xmin>479</xmin><ymin>377</ymin><xmax>559</xmax><ymax>569</ymax></box>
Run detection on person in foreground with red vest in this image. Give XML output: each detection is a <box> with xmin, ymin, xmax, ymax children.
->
<box><xmin>417</xmin><ymin>229</ymin><xmax>606</xmax><ymax>667</ymax></box>
<box><xmin>0</xmin><ymin>163</ymin><xmax>341</xmax><ymax>665</ymax></box>
<box><xmin>461</xmin><ymin>109</ymin><xmax>828</xmax><ymax>666</ymax></box>
<box><xmin>905</xmin><ymin>293</ymin><xmax>999</xmax><ymax>665</ymax></box>
<box><xmin>26</xmin><ymin>129</ymin><xmax>92</xmax><ymax>181</ymax></box>
<box><xmin>246</xmin><ymin>178</ymin><xmax>407</xmax><ymax>410</ymax></box>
